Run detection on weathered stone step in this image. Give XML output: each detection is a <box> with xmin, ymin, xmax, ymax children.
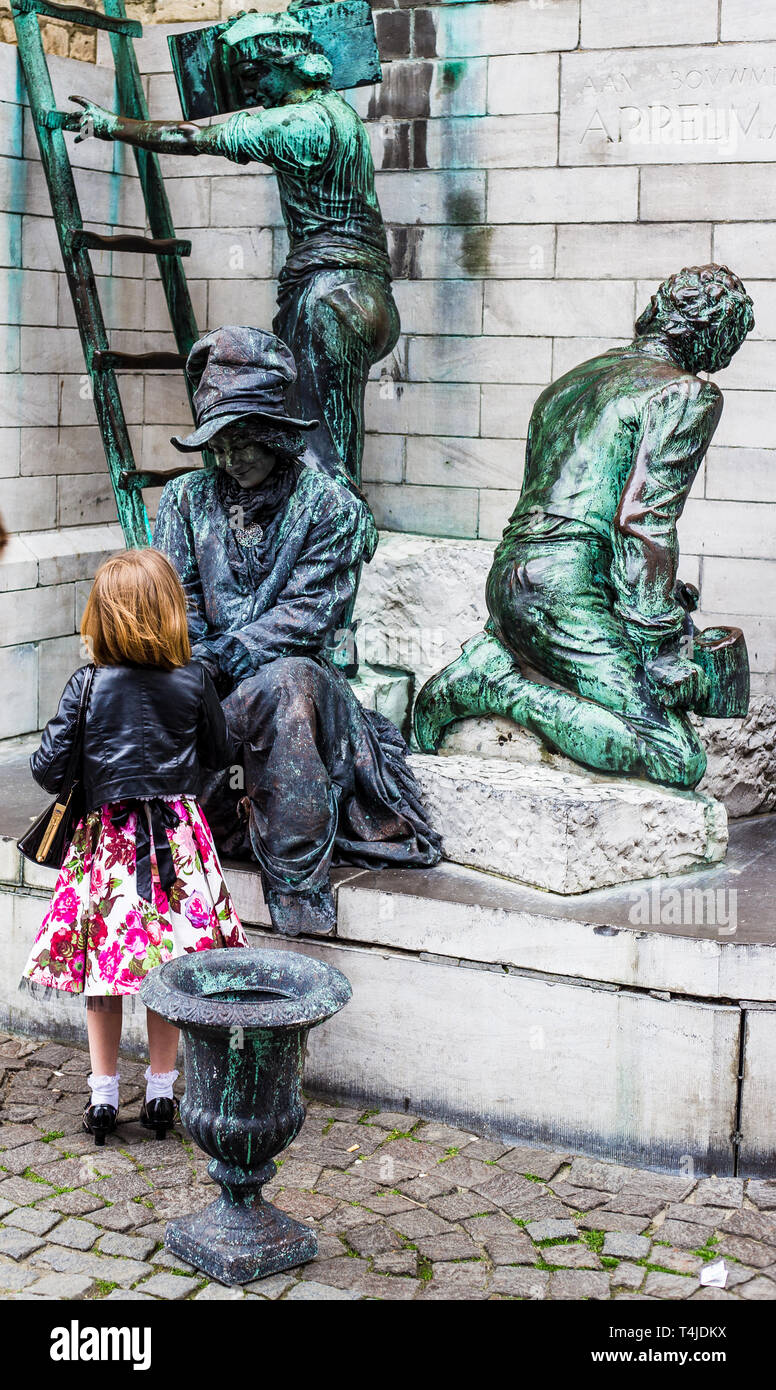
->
<box><xmin>408</xmin><ymin>752</ymin><xmax>727</xmax><ymax>894</ymax></box>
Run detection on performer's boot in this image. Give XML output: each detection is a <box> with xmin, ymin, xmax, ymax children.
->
<box><xmin>264</xmin><ymin>881</ymin><xmax>337</xmax><ymax>937</ymax></box>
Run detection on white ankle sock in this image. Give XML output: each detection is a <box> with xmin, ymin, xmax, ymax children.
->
<box><xmin>144</xmin><ymin>1066</ymin><xmax>179</xmax><ymax>1103</ymax></box>
<box><xmin>88</xmin><ymin>1072</ymin><xmax>119</xmax><ymax>1109</ymax></box>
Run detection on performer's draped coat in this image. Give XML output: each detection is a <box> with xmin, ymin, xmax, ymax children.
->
<box><xmin>154</xmin><ymin>461</ymin><xmax>441</xmax><ymax>893</ymax></box>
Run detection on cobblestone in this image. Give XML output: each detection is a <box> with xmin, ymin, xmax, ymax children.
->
<box><xmin>602</xmin><ymin>1232</ymin><xmax>651</xmax><ymax>1260</ymax></box>
<box><xmin>0</xmin><ymin>1029</ymin><xmax>772</xmax><ymax>1302</ymax></box>
<box><xmin>49</xmin><ymin>1218</ymin><xmax>101</xmax><ymax>1250</ymax></box>
<box><xmin>137</xmin><ymin>1272</ymin><xmax>202</xmax><ymax>1299</ymax></box>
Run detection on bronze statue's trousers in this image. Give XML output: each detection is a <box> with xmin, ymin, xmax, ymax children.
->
<box><xmin>274</xmin><ymin>267</ymin><xmax>399</xmax><ymax>488</ymax></box>
<box><xmin>486</xmin><ymin>536</ymin><xmax>707</xmax><ymax>788</ymax></box>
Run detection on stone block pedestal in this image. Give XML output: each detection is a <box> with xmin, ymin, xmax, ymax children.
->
<box><xmin>409</xmin><ymin>751</ymin><xmax>727</xmax><ymax>894</ymax></box>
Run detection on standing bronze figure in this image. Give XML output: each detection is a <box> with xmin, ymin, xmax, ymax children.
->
<box><xmin>415</xmin><ymin>267</ymin><xmax>754</xmax><ymax>790</ymax></box>
<box><xmin>71</xmin><ymin>10</ymin><xmax>398</xmax><ymax>498</ymax></box>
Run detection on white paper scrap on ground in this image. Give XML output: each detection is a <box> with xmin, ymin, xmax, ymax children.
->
<box><xmin>699</xmin><ymin>1259</ymin><xmax>728</xmax><ymax>1288</ymax></box>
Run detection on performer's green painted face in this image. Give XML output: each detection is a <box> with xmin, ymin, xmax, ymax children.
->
<box><xmin>209</xmin><ymin>423</ymin><xmax>278</xmax><ymax>489</ymax></box>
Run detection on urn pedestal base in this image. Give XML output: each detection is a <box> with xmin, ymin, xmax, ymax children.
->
<box><xmin>166</xmin><ymin>1191</ymin><xmax>318</xmax><ymax>1286</ymax></box>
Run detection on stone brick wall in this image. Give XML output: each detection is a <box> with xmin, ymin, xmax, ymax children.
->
<box><xmin>1</xmin><ymin>0</ymin><xmax>776</xmax><ymax>739</ymax></box>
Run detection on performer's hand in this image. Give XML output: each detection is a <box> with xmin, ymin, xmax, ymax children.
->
<box><xmin>69</xmin><ymin>95</ymin><xmax>117</xmax><ymax>142</ymax></box>
<box><xmin>647</xmin><ymin>654</ymin><xmax>710</xmax><ymax>710</ymax></box>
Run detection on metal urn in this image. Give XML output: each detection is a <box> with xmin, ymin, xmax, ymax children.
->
<box><xmin>140</xmin><ymin>946</ymin><xmax>351</xmax><ymax>1285</ymax></box>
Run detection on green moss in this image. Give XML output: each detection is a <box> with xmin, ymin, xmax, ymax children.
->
<box><xmin>40</xmin><ymin>1131</ymin><xmax>65</xmax><ymax>1143</ymax></box>
<box><xmin>438</xmin><ymin>1146</ymin><xmax>459</xmax><ymax>1162</ymax></box>
<box><xmin>580</xmin><ymin>1230</ymin><xmax>605</xmax><ymax>1254</ymax></box>
<box><xmin>417</xmin><ymin>1255</ymin><xmax>433</xmax><ymax>1283</ymax></box>
<box><xmin>692</xmin><ymin>1236</ymin><xmax>720</xmax><ymax>1262</ymax></box>
<box><xmin>93</xmin><ymin>1280</ymin><xmax>118</xmax><ymax>1297</ymax></box>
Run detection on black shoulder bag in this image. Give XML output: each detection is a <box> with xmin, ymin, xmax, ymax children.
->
<box><xmin>18</xmin><ymin>665</ymin><xmax>95</xmax><ymax>869</ymax></box>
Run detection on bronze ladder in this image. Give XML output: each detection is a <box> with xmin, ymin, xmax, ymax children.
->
<box><xmin>11</xmin><ymin>0</ymin><xmax>200</xmax><ymax>546</ymax></box>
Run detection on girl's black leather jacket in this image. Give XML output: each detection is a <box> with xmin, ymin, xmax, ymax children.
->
<box><xmin>30</xmin><ymin>661</ymin><xmax>236</xmax><ymax>811</ymax></box>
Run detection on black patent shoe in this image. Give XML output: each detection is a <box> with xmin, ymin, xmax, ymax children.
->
<box><xmin>83</xmin><ymin>1103</ymin><xmax>118</xmax><ymax>1147</ymax></box>
<box><xmin>140</xmin><ymin>1096</ymin><xmax>178</xmax><ymax>1141</ymax></box>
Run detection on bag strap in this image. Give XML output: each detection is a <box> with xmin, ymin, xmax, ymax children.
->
<box><xmin>57</xmin><ymin>664</ymin><xmax>94</xmax><ymax>803</ymax></box>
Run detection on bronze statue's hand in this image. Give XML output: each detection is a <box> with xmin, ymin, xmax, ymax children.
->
<box><xmin>647</xmin><ymin>654</ymin><xmax>710</xmax><ymax>710</ymax></box>
<box><xmin>69</xmin><ymin>95</ymin><xmax>117</xmax><ymax>143</ymax></box>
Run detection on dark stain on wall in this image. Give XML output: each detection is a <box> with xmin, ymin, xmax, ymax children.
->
<box><xmin>375</xmin><ymin>9</ymin><xmax>411</xmax><ymax>59</ymax></box>
<box><xmin>412</xmin><ymin>119</ymin><xmax>428</xmax><ymax>169</ymax></box>
<box><xmin>412</xmin><ymin>8</ymin><xmax>437</xmax><ymax>59</ymax></box>
<box><xmin>445</xmin><ymin>188</ymin><xmax>482</xmax><ymax>226</ymax></box>
<box><xmin>368</xmin><ymin>60</ymin><xmax>433</xmax><ymax>119</ymax></box>
<box><xmin>459</xmin><ymin>225</ymin><xmax>493</xmax><ymax>276</ymax></box>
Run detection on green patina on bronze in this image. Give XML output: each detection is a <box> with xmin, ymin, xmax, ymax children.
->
<box><xmin>70</xmin><ymin>3</ymin><xmax>397</xmax><ymax>505</ymax></box>
<box><xmin>168</xmin><ymin>1</ymin><xmax>381</xmax><ymax>120</ymax></box>
<box><xmin>140</xmin><ymin>947</ymin><xmax>351</xmax><ymax>1284</ymax></box>
<box><xmin>414</xmin><ymin>267</ymin><xmax>755</xmax><ymax>790</ymax></box>
<box><xmin>13</xmin><ymin>0</ymin><xmax>206</xmax><ymax>549</ymax></box>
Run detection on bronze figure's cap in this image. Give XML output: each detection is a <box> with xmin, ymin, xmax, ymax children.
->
<box><xmin>170</xmin><ymin>325</ymin><xmax>319</xmax><ymax>452</ymax></box>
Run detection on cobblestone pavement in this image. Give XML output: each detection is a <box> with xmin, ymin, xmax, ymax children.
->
<box><xmin>1</xmin><ymin>1031</ymin><xmax>775</xmax><ymax>1302</ymax></box>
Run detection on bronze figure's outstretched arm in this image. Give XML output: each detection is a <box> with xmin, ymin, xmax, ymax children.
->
<box><xmin>70</xmin><ymin>94</ymin><xmax>210</xmax><ymax>155</ymax></box>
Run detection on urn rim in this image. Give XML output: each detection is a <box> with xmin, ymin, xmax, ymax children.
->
<box><xmin>139</xmin><ymin>946</ymin><xmax>352</xmax><ymax>1031</ymax></box>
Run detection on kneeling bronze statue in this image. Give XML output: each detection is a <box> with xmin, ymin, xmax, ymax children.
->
<box><xmin>415</xmin><ymin>266</ymin><xmax>754</xmax><ymax>790</ymax></box>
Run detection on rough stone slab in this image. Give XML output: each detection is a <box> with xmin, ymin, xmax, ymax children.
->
<box><xmin>659</xmin><ymin>1219</ymin><xmax>717</xmax><ymax>1250</ymax></box>
<box><xmin>644</xmin><ymin>1271</ymin><xmax>700</xmax><ymax>1299</ymax></box>
<box><xmin>611</xmin><ymin>1262</ymin><xmax>645</xmax><ymax>1290</ymax></box>
<box><xmin>409</xmin><ymin>752</ymin><xmax>726</xmax><ymax>893</ymax></box>
<box><xmin>549</xmin><ymin>1269</ymin><xmax>611</xmax><ymax>1300</ymax></box>
<box><xmin>693</xmin><ymin>698</ymin><xmax>776</xmax><ymax>817</ymax></box>
<box><xmin>49</xmin><ymin>1218</ymin><xmax>101</xmax><ymax>1251</ymax></box>
<box><xmin>738</xmin><ymin>1275</ymin><xmax>776</xmax><ymax>1300</ymax></box>
<box><xmin>3</xmin><ymin>1207</ymin><xmax>60</xmax><ymax>1235</ymax></box>
<box><xmin>137</xmin><ymin>1272</ymin><xmax>202</xmax><ymax>1299</ymax></box>
<box><xmin>25</xmin><ymin>1273</ymin><xmax>94</xmax><ymax>1299</ymax></box>
<box><xmin>747</xmin><ymin>1182</ymin><xmax>776</xmax><ymax>1211</ymax></box>
<box><xmin>285</xmin><ymin>1280</ymin><xmax>361</xmax><ymax>1301</ymax></box>
<box><xmin>603</xmin><ymin>1232</ymin><xmax>651</xmax><ymax>1260</ymax></box>
<box><xmin>0</xmin><ymin>1227</ymin><xmax>44</xmax><ymax>1260</ymax></box>
<box><xmin>97</xmin><ymin>1231</ymin><xmax>157</xmax><ymax>1261</ymax></box>
<box><xmin>543</xmin><ymin>1243</ymin><xmax>602</xmax><ymax>1269</ymax></box>
<box><xmin>490</xmin><ymin>1266</ymin><xmax>549</xmax><ymax>1299</ymax></box>
<box><xmin>694</xmin><ymin>1177</ymin><xmax>745</xmax><ymax>1209</ymax></box>
<box><xmin>526</xmin><ymin>1218</ymin><xmax>578</xmax><ymax>1243</ymax></box>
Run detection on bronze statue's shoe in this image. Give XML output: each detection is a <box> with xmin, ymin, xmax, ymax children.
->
<box><xmin>413</xmin><ymin>629</ymin><xmax>523</xmax><ymax>751</ymax></box>
<box><xmin>265</xmin><ymin>884</ymin><xmax>337</xmax><ymax>937</ymax></box>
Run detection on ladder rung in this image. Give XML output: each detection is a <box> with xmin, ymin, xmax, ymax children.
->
<box><xmin>93</xmin><ymin>349</ymin><xmax>187</xmax><ymax>371</ymax></box>
<box><xmin>69</xmin><ymin>230</ymin><xmax>192</xmax><ymax>258</ymax></box>
<box><xmin>12</xmin><ymin>0</ymin><xmax>141</xmax><ymax>36</ymax></box>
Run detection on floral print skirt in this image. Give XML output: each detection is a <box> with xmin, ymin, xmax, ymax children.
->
<box><xmin>22</xmin><ymin>797</ymin><xmax>247</xmax><ymax>997</ymax></box>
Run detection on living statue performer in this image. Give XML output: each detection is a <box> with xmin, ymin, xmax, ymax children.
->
<box><xmin>153</xmin><ymin>326</ymin><xmax>441</xmax><ymax>938</ymax></box>
<box><xmin>70</xmin><ymin>10</ymin><xmax>398</xmax><ymax>499</ymax></box>
<box><xmin>415</xmin><ymin>266</ymin><xmax>754</xmax><ymax>790</ymax></box>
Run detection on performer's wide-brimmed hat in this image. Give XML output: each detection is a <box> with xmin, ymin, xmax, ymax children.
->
<box><xmin>170</xmin><ymin>325</ymin><xmax>319</xmax><ymax>452</ymax></box>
